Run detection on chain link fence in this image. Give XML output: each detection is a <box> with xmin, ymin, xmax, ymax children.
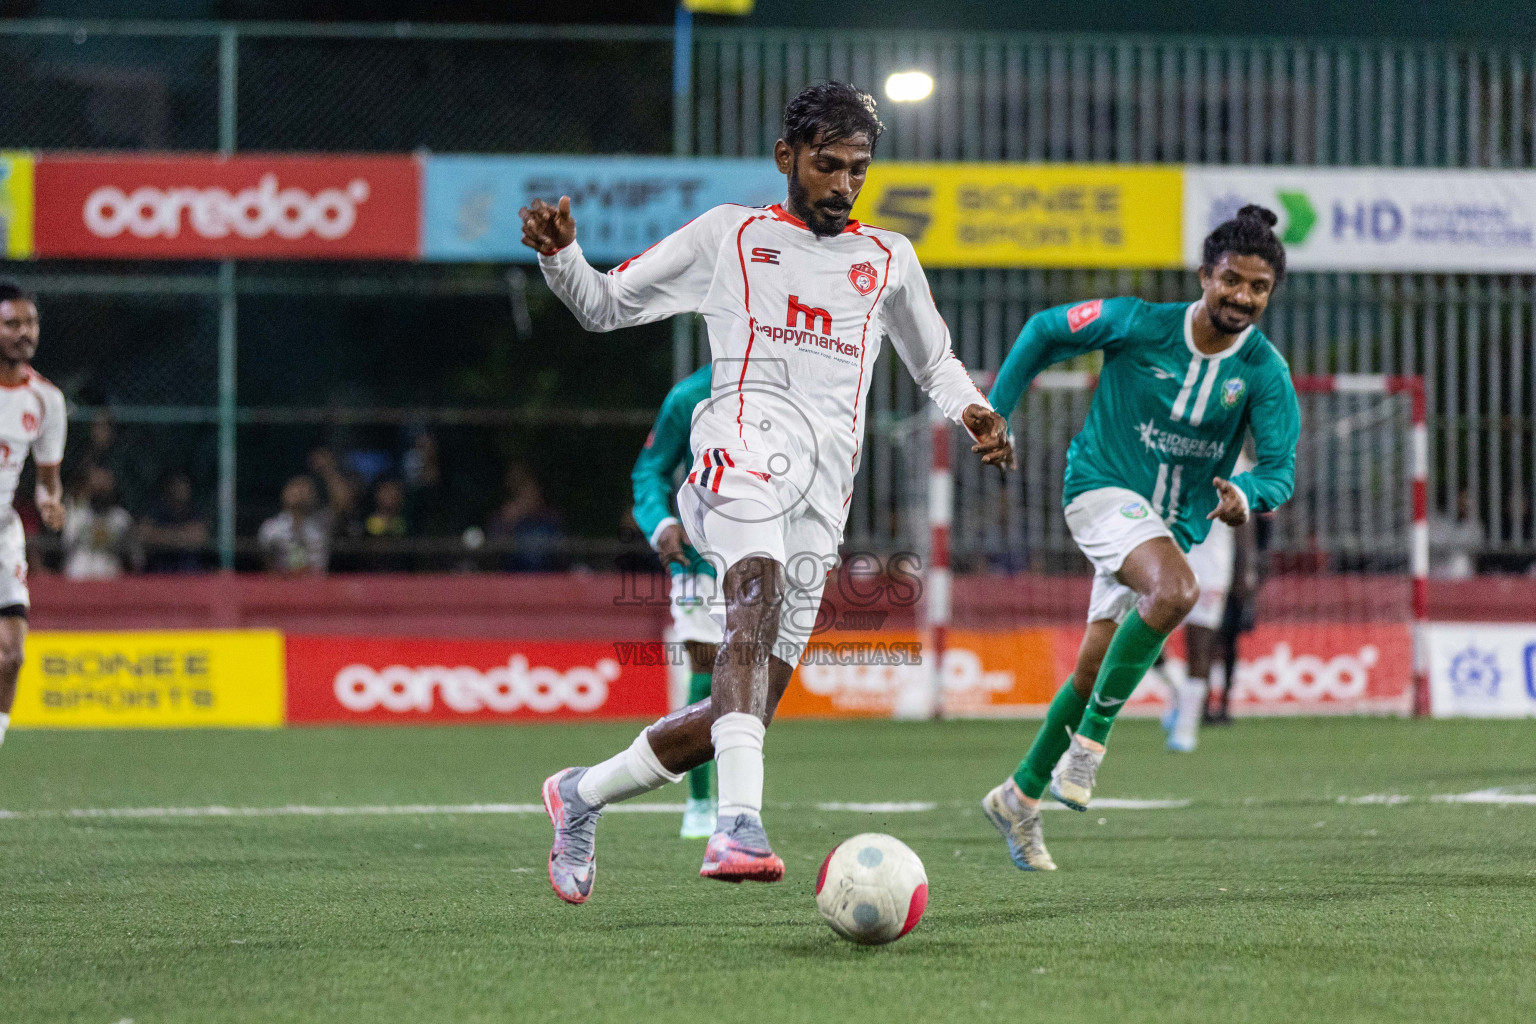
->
<box><xmin>0</xmin><ymin>19</ymin><xmax>1532</xmax><ymax>572</ymax></box>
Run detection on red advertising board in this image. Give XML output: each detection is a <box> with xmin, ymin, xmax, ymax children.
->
<box><xmin>33</xmin><ymin>155</ymin><xmax>419</xmax><ymax>259</ymax></box>
<box><xmin>285</xmin><ymin>635</ymin><xmax>668</xmax><ymax>725</ymax></box>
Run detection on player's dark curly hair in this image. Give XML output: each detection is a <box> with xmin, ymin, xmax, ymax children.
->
<box><xmin>782</xmin><ymin>81</ymin><xmax>885</xmax><ymax>150</ymax></box>
<box><xmin>0</xmin><ymin>279</ymin><xmax>35</xmax><ymax>305</ymax></box>
<box><xmin>1202</xmin><ymin>204</ymin><xmax>1286</xmax><ymax>283</ymax></box>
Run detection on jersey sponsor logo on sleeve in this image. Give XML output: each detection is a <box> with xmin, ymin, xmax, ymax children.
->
<box><xmin>750</xmin><ymin>247</ymin><xmax>781</xmax><ymax>265</ymax></box>
<box><xmin>1067</xmin><ymin>299</ymin><xmax>1103</xmax><ymax>333</ymax></box>
<box><xmin>848</xmin><ymin>260</ymin><xmax>878</xmax><ymax>296</ymax></box>
<box><xmin>1221</xmin><ymin>377</ymin><xmax>1246</xmax><ymax>407</ymax></box>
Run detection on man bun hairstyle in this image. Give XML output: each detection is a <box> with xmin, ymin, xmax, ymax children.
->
<box><xmin>782</xmin><ymin>81</ymin><xmax>885</xmax><ymax>150</ymax></box>
<box><xmin>1202</xmin><ymin>204</ymin><xmax>1286</xmax><ymax>283</ymax></box>
<box><xmin>0</xmin><ymin>279</ymin><xmax>35</xmax><ymax>305</ymax></box>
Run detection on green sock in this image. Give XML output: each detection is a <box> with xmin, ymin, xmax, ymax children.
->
<box><xmin>685</xmin><ymin>670</ymin><xmax>713</xmax><ymax>801</ymax></box>
<box><xmin>1076</xmin><ymin>609</ymin><xmax>1169</xmax><ymax>746</ymax></box>
<box><xmin>1012</xmin><ymin>677</ymin><xmax>1088</xmax><ymax>799</ymax></box>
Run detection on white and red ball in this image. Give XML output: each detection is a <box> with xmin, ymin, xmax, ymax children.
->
<box><xmin>814</xmin><ymin>833</ymin><xmax>928</xmax><ymax>946</ymax></box>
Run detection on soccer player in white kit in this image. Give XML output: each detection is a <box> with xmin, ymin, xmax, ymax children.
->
<box><xmin>0</xmin><ymin>282</ymin><xmax>67</xmax><ymax>749</ymax></box>
<box><xmin>522</xmin><ymin>83</ymin><xmax>1013</xmax><ymax>902</ymax></box>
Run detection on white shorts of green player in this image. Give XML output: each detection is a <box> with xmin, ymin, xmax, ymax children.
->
<box><xmin>1065</xmin><ymin>487</ymin><xmax>1184</xmax><ymax>625</ymax></box>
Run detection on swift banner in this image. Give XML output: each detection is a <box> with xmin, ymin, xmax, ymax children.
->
<box><xmin>1183</xmin><ymin>167</ymin><xmax>1536</xmax><ymax>272</ymax></box>
<box><xmin>422</xmin><ymin>155</ymin><xmax>784</xmax><ymax>263</ymax></box>
<box><xmin>285</xmin><ymin>635</ymin><xmax>669</xmax><ymax>724</ymax></box>
<box><xmin>33</xmin><ymin>155</ymin><xmax>420</xmax><ymax>260</ymax></box>
<box><xmin>8</xmin><ymin>630</ymin><xmax>285</xmax><ymax>729</ymax></box>
<box><xmin>855</xmin><ymin>163</ymin><xmax>1184</xmax><ymax>269</ymax></box>
<box><xmin>0</xmin><ymin>152</ymin><xmax>33</xmax><ymax>259</ymax></box>
<box><xmin>1425</xmin><ymin>622</ymin><xmax>1536</xmax><ymax>718</ymax></box>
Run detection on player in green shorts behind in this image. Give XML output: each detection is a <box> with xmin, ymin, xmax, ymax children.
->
<box><xmin>980</xmin><ymin>206</ymin><xmax>1301</xmax><ymax>871</ymax></box>
<box><xmin>631</xmin><ymin>363</ymin><xmax>721</xmax><ymax>838</ymax></box>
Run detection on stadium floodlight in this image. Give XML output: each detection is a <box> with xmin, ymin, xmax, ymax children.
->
<box><xmin>884</xmin><ymin>71</ymin><xmax>934</xmax><ymax>103</ymax></box>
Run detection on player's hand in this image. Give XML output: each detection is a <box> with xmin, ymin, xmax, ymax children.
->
<box><xmin>36</xmin><ymin>492</ymin><xmax>64</xmax><ymax>531</ymax></box>
<box><xmin>1208</xmin><ymin>477</ymin><xmax>1249</xmax><ymax>526</ymax></box>
<box><xmin>519</xmin><ymin>196</ymin><xmax>576</xmax><ymax>255</ymax></box>
<box><xmin>655</xmin><ymin>522</ymin><xmax>693</xmax><ymax>569</ymax></box>
<box><xmin>963</xmin><ymin>405</ymin><xmax>1014</xmax><ymax>469</ymax></box>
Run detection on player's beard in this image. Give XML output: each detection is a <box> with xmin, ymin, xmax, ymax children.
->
<box><xmin>786</xmin><ymin>167</ymin><xmax>852</xmax><ymax>238</ymax></box>
<box><xmin>1211</xmin><ymin>298</ymin><xmax>1255</xmax><ymax>334</ymax></box>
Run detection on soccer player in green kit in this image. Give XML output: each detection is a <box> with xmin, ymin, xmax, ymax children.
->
<box><xmin>980</xmin><ymin>206</ymin><xmax>1301</xmax><ymax>871</ymax></box>
<box><xmin>630</xmin><ymin>364</ymin><xmax>720</xmax><ymax>838</ymax></box>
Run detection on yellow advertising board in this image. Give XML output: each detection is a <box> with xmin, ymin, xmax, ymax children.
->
<box><xmin>856</xmin><ymin>162</ymin><xmax>1183</xmax><ymax>268</ymax></box>
<box><xmin>0</xmin><ymin>152</ymin><xmax>34</xmax><ymax>259</ymax></box>
<box><xmin>10</xmin><ymin>630</ymin><xmax>285</xmax><ymax>729</ymax></box>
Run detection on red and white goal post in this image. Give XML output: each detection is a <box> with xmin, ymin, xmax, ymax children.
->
<box><xmin>910</xmin><ymin>372</ymin><xmax>1427</xmax><ymax>720</ymax></box>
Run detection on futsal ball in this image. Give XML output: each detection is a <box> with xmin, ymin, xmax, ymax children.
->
<box><xmin>814</xmin><ymin>833</ymin><xmax>928</xmax><ymax>945</ymax></box>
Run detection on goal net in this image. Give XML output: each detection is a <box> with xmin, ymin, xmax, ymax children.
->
<box><xmin>884</xmin><ymin>373</ymin><xmax>1427</xmax><ymax>719</ymax></box>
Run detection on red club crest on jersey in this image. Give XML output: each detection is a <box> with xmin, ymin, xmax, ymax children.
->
<box><xmin>848</xmin><ymin>261</ymin><xmax>878</xmax><ymax>296</ymax></box>
<box><xmin>1067</xmin><ymin>299</ymin><xmax>1103</xmax><ymax>333</ymax></box>
<box><xmin>20</xmin><ymin>412</ymin><xmax>37</xmax><ymax>433</ymax></box>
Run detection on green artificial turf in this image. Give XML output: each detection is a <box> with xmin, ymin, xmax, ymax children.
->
<box><xmin>2</xmin><ymin>718</ymin><xmax>1533</xmax><ymax>1023</ymax></box>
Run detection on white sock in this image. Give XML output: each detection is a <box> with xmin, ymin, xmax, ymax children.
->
<box><xmin>575</xmin><ymin>728</ymin><xmax>683</xmax><ymax>808</ymax></box>
<box><xmin>1173</xmin><ymin>679</ymin><xmax>1206</xmax><ymax>745</ymax></box>
<box><xmin>712</xmin><ymin>712</ymin><xmax>766</xmax><ymax>821</ymax></box>
<box><xmin>0</xmin><ymin>711</ymin><xmax>8</xmax><ymax>747</ymax></box>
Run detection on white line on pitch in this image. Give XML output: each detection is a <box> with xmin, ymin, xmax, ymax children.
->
<box><xmin>0</xmin><ymin>797</ymin><xmax>1197</xmax><ymax>821</ymax></box>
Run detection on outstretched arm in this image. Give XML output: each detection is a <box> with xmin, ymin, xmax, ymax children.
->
<box><xmin>1226</xmin><ymin>370</ymin><xmax>1300</xmax><ymax>515</ymax></box>
<box><xmin>883</xmin><ymin>242</ymin><xmax>1012</xmax><ymax>467</ymax></box>
<box><xmin>989</xmin><ymin>298</ymin><xmax>1137</xmax><ymax>420</ymax></box>
<box><xmin>524</xmin><ymin>197</ymin><xmax>722</xmax><ymax>333</ymax></box>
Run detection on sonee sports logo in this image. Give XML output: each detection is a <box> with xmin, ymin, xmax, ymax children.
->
<box><xmin>333</xmin><ymin>656</ymin><xmax>620</xmax><ymax>715</ymax></box>
<box><xmin>750</xmin><ymin>247</ymin><xmax>781</xmax><ymax>264</ymax></box>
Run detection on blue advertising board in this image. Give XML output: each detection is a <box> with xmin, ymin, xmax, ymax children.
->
<box><xmin>422</xmin><ymin>156</ymin><xmax>785</xmax><ymax>263</ymax></box>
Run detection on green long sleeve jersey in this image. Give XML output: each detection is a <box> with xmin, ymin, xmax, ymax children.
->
<box><xmin>631</xmin><ymin>364</ymin><xmax>716</xmax><ymax>577</ymax></box>
<box><xmin>989</xmin><ymin>297</ymin><xmax>1300</xmax><ymax>552</ymax></box>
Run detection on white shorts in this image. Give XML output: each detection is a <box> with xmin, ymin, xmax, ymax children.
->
<box><xmin>676</xmin><ymin>446</ymin><xmax>840</xmax><ymax>667</ymax></box>
<box><xmin>669</xmin><ymin>570</ymin><xmax>723</xmax><ymax>645</ymax></box>
<box><xmin>1064</xmin><ymin>486</ymin><xmax>1175</xmax><ymax>625</ymax></box>
<box><xmin>1183</xmin><ymin>519</ymin><xmax>1234</xmax><ymax>630</ymax></box>
<box><xmin>0</xmin><ymin>512</ymin><xmax>28</xmax><ymax>610</ymax></box>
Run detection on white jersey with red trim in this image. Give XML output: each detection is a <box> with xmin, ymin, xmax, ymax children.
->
<box><xmin>0</xmin><ymin>370</ymin><xmax>66</xmax><ymax>511</ymax></box>
<box><xmin>539</xmin><ymin>203</ymin><xmax>989</xmax><ymax>528</ymax></box>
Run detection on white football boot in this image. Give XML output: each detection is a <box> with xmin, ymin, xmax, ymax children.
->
<box><xmin>1049</xmin><ymin>734</ymin><xmax>1105</xmax><ymax>811</ymax></box>
<box><xmin>981</xmin><ymin>781</ymin><xmax>1057</xmax><ymax>871</ymax></box>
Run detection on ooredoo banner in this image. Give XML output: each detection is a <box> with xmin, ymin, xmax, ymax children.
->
<box><xmin>8</xmin><ymin>630</ymin><xmax>285</xmax><ymax>729</ymax></box>
<box><xmin>284</xmin><ymin>635</ymin><xmax>669</xmax><ymax>724</ymax></box>
<box><xmin>775</xmin><ymin>622</ymin><xmax>1413</xmax><ymax>719</ymax></box>
<box><xmin>33</xmin><ymin>155</ymin><xmax>420</xmax><ymax>259</ymax></box>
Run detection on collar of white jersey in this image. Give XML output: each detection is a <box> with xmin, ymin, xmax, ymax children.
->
<box><xmin>766</xmin><ymin>203</ymin><xmax>864</xmax><ymax>236</ymax></box>
<box><xmin>1183</xmin><ymin>301</ymin><xmax>1254</xmax><ymax>361</ymax></box>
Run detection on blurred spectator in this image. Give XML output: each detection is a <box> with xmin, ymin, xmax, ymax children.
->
<box><xmin>258</xmin><ymin>475</ymin><xmax>330</xmax><ymax>574</ymax></box>
<box><xmin>138</xmin><ymin>471</ymin><xmax>210</xmax><ymax>573</ymax></box>
<box><xmin>62</xmin><ymin>465</ymin><xmax>138</xmax><ymax>579</ymax></box>
<box><xmin>308</xmin><ymin>446</ymin><xmax>361</xmax><ymax>532</ymax></box>
<box><xmin>1429</xmin><ymin>489</ymin><xmax>1484</xmax><ymax>580</ymax></box>
<box><xmin>486</xmin><ymin>462</ymin><xmax>563</xmax><ymax>571</ymax></box>
<box><xmin>362</xmin><ymin>477</ymin><xmax>410</xmax><ymax>572</ymax></box>
<box><xmin>402</xmin><ymin>430</ymin><xmax>454</xmax><ymax>537</ymax></box>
